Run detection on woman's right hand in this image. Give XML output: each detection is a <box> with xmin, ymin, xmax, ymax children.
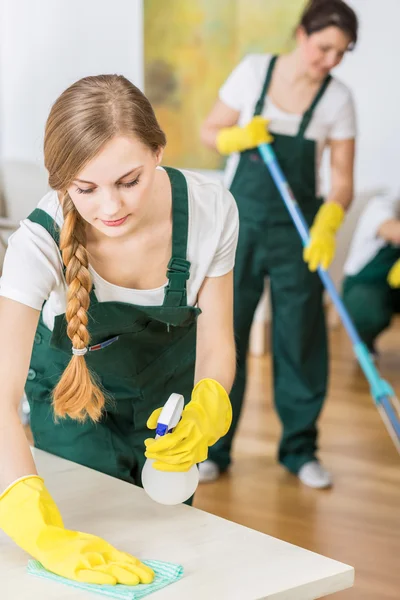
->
<box><xmin>216</xmin><ymin>116</ymin><xmax>273</xmax><ymax>155</ymax></box>
<box><xmin>0</xmin><ymin>475</ymin><xmax>154</xmax><ymax>585</ymax></box>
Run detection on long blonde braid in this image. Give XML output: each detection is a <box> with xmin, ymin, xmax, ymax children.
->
<box><xmin>52</xmin><ymin>193</ymin><xmax>105</xmax><ymax>422</ymax></box>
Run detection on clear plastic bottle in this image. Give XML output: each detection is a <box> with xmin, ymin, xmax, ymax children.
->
<box><xmin>142</xmin><ymin>393</ymin><xmax>200</xmax><ymax>505</ymax></box>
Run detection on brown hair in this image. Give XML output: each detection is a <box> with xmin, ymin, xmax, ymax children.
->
<box><xmin>44</xmin><ymin>75</ymin><xmax>166</xmax><ymax>422</ymax></box>
<box><xmin>299</xmin><ymin>0</ymin><xmax>358</xmax><ymax>49</ymax></box>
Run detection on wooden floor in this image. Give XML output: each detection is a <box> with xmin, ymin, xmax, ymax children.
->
<box><xmin>194</xmin><ymin>319</ymin><xmax>400</xmax><ymax>599</ymax></box>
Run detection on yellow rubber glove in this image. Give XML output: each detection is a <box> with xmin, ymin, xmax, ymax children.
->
<box><xmin>303</xmin><ymin>202</ymin><xmax>345</xmax><ymax>272</ymax></box>
<box><xmin>0</xmin><ymin>476</ymin><xmax>154</xmax><ymax>585</ymax></box>
<box><xmin>144</xmin><ymin>378</ymin><xmax>232</xmax><ymax>472</ymax></box>
<box><xmin>388</xmin><ymin>258</ymin><xmax>400</xmax><ymax>288</ymax></box>
<box><xmin>216</xmin><ymin>116</ymin><xmax>273</xmax><ymax>155</ymax></box>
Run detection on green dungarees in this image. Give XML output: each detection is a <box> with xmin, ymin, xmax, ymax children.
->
<box><xmin>209</xmin><ymin>56</ymin><xmax>332</xmax><ymax>474</ymax></box>
<box><xmin>25</xmin><ymin>167</ymin><xmax>200</xmax><ymax>490</ymax></box>
<box><xmin>343</xmin><ymin>245</ymin><xmax>400</xmax><ymax>350</ymax></box>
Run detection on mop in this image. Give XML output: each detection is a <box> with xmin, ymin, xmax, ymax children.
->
<box><xmin>257</xmin><ymin>140</ymin><xmax>400</xmax><ymax>453</ymax></box>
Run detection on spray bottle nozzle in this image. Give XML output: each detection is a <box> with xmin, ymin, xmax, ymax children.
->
<box><xmin>155</xmin><ymin>423</ymin><xmax>169</xmax><ymax>437</ymax></box>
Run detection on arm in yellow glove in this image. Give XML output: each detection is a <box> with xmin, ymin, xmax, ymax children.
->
<box><xmin>0</xmin><ymin>476</ymin><xmax>154</xmax><ymax>585</ymax></box>
<box><xmin>144</xmin><ymin>379</ymin><xmax>232</xmax><ymax>472</ymax></box>
<box><xmin>216</xmin><ymin>116</ymin><xmax>273</xmax><ymax>156</ymax></box>
<box><xmin>388</xmin><ymin>258</ymin><xmax>400</xmax><ymax>288</ymax></box>
<box><xmin>303</xmin><ymin>202</ymin><xmax>345</xmax><ymax>272</ymax></box>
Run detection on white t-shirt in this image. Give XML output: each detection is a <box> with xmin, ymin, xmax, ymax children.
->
<box><xmin>0</xmin><ymin>168</ymin><xmax>239</xmax><ymax>330</ymax></box>
<box><xmin>344</xmin><ymin>192</ymin><xmax>400</xmax><ymax>276</ymax></box>
<box><xmin>219</xmin><ymin>54</ymin><xmax>357</xmax><ymax>194</ymax></box>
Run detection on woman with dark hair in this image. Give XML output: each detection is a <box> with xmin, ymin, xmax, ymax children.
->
<box><xmin>201</xmin><ymin>0</ymin><xmax>358</xmax><ymax>488</ymax></box>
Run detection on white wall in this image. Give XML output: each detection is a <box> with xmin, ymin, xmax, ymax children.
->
<box><xmin>0</xmin><ymin>0</ymin><xmax>144</xmax><ymax>165</ymax></box>
<box><xmin>325</xmin><ymin>0</ymin><xmax>400</xmax><ymax>287</ymax></box>
<box><xmin>333</xmin><ymin>0</ymin><xmax>399</xmax><ymax>196</ymax></box>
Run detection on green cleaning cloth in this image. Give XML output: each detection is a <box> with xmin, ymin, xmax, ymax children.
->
<box><xmin>27</xmin><ymin>559</ymin><xmax>183</xmax><ymax>599</ymax></box>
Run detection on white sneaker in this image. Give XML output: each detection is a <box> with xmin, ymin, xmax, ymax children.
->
<box><xmin>198</xmin><ymin>460</ymin><xmax>221</xmax><ymax>483</ymax></box>
<box><xmin>298</xmin><ymin>461</ymin><xmax>332</xmax><ymax>489</ymax></box>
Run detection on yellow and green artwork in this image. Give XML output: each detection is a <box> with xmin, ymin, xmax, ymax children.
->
<box><xmin>144</xmin><ymin>0</ymin><xmax>306</xmax><ymax>169</ymax></box>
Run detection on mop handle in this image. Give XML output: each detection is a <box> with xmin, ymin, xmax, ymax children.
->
<box><xmin>258</xmin><ymin>144</ymin><xmax>359</xmax><ymax>342</ymax></box>
<box><xmin>258</xmin><ymin>142</ymin><xmax>400</xmax><ymax>440</ymax></box>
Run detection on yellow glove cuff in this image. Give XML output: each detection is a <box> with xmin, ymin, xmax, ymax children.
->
<box><xmin>216</xmin><ymin>126</ymin><xmax>245</xmax><ymax>155</ymax></box>
<box><xmin>216</xmin><ymin>116</ymin><xmax>273</xmax><ymax>156</ymax></box>
<box><xmin>0</xmin><ymin>475</ymin><xmax>42</xmax><ymax>503</ymax></box>
<box><xmin>191</xmin><ymin>378</ymin><xmax>233</xmax><ymax>441</ymax></box>
<box><xmin>312</xmin><ymin>202</ymin><xmax>345</xmax><ymax>234</ymax></box>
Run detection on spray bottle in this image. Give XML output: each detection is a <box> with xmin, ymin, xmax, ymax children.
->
<box><xmin>142</xmin><ymin>393</ymin><xmax>199</xmax><ymax>505</ymax></box>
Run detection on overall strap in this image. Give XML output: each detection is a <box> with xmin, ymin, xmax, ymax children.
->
<box><xmin>298</xmin><ymin>75</ymin><xmax>332</xmax><ymax>137</ymax></box>
<box><xmin>27</xmin><ymin>208</ymin><xmax>60</xmax><ymax>245</ymax></box>
<box><xmin>254</xmin><ymin>55</ymin><xmax>278</xmax><ymax>116</ymax></box>
<box><xmin>27</xmin><ymin>208</ymin><xmax>99</xmax><ymax>305</ymax></box>
<box><xmin>162</xmin><ymin>167</ymin><xmax>191</xmax><ymax>307</ymax></box>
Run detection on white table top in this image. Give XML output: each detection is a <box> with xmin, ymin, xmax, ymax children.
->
<box><xmin>0</xmin><ymin>449</ymin><xmax>354</xmax><ymax>599</ymax></box>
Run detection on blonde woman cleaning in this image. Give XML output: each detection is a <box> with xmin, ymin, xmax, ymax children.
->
<box><xmin>0</xmin><ymin>75</ymin><xmax>237</xmax><ymax>585</ymax></box>
<box><xmin>201</xmin><ymin>0</ymin><xmax>357</xmax><ymax>488</ymax></box>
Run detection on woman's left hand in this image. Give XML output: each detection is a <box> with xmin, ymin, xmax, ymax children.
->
<box><xmin>144</xmin><ymin>379</ymin><xmax>232</xmax><ymax>472</ymax></box>
<box><xmin>303</xmin><ymin>202</ymin><xmax>345</xmax><ymax>271</ymax></box>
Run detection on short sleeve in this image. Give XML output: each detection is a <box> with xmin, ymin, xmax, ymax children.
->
<box><xmin>219</xmin><ymin>55</ymin><xmax>257</xmax><ymax>112</ymax></box>
<box><xmin>329</xmin><ymin>87</ymin><xmax>357</xmax><ymax>140</ymax></box>
<box><xmin>0</xmin><ymin>220</ymin><xmax>63</xmax><ymax>310</ymax></box>
<box><xmin>343</xmin><ymin>192</ymin><xmax>398</xmax><ymax>275</ymax></box>
<box><xmin>358</xmin><ymin>193</ymin><xmax>398</xmax><ymax>240</ymax></box>
<box><xmin>207</xmin><ymin>188</ymin><xmax>239</xmax><ymax>278</ymax></box>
